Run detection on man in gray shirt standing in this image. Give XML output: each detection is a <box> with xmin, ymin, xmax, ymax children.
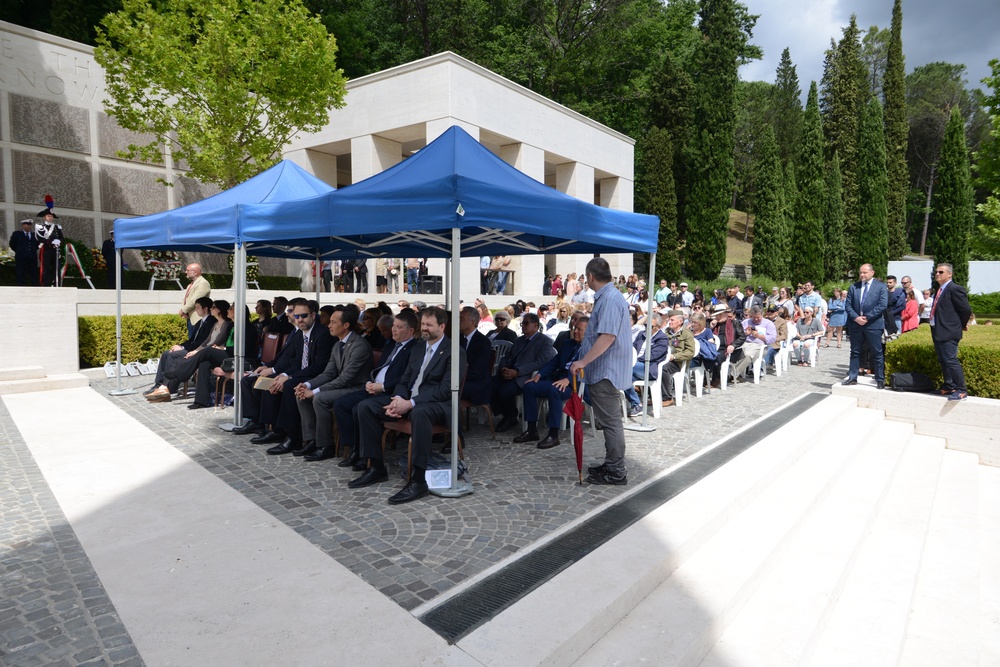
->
<box><xmin>570</xmin><ymin>257</ymin><xmax>632</xmax><ymax>485</ymax></box>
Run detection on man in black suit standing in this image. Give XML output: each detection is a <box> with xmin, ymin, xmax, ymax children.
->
<box><xmin>843</xmin><ymin>263</ymin><xmax>889</xmax><ymax>388</ymax></box>
<box><xmin>491</xmin><ymin>312</ymin><xmax>557</xmax><ymax>432</ymax></box>
<box><xmin>348</xmin><ymin>307</ymin><xmax>467</xmax><ymax>505</ymax></box>
<box><xmin>929</xmin><ymin>263</ymin><xmax>972</xmax><ymax>401</ymax></box>
<box><xmin>102</xmin><ymin>230</ymin><xmax>118</xmax><ymax>289</ymax></box>
<box><xmin>326</xmin><ymin>310</ymin><xmax>419</xmax><ymax>466</ymax></box>
<box><xmin>9</xmin><ymin>219</ymin><xmax>39</xmax><ymax>286</ymax></box>
<box><xmin>235</xmin><ymin>299</ymin><xmax>334</xmax><ymax>441</ymax></box>
<box><xmin>458</xmin><ymin>306</ymin><xmax>493</xmax><ymax>406</ymax></box>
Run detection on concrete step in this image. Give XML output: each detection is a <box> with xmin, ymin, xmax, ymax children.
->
<box><xmin>457</xmin><ymin>395</ymin><xmax>860</xmax><ymax>667</ymax></box>
<box><xmin>0</xmin><ymin>366</ymin><xmax>45</xmax><ymax>381</ymax></box>
<box><xmin>807</xmin><ymin>434</ymin><xmax>945</xmax><ymax>667</ymax></box>
<box><xmin>979</xmin><ymin>464</ymin><xmax>1000</xmax><ymax>666</ymax></box>
<box><xmin>899</xmin><ymin>448</ymin><xmax>980</xmax><ymax>666</ymax></box>
<box><xmin>571</xmin><ymin>406</ymin><xmax>886</xmax><ymax>667</ymax></box>
<box><xmin>699</xmin><ymin>421</ymin><xmax>912</xmax><ymax>667</ymax></box>
<box><xmin>0</xmin><ymin>373</ymin><xmax>90</xmax><ymax>395</ymax></box>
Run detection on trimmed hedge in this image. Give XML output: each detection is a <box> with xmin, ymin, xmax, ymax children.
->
<box><xmin>884</xmin><ymin>324</ymin><xmax>1000</xmax><ymax>398</ymax></box>
<box><xmin>79</xmin><ymin>314</ymin><xmax>187</xmax><ymax>368</ymax></box>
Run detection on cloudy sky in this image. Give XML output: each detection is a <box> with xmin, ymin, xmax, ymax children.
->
<box><xmin>739</xmin><ymin>0</ymin><xmax>1000</xmax><ymax>94</ymax></box>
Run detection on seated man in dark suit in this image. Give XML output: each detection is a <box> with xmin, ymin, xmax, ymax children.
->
<box><xmin>513</xmin><ymin>316</ymin><xmax>588</xmax><ymax>449</ymax></box>
<box><xmin>348</xmin><ymin>307</ymin><xmax>467</xmax><ymax>505</ymax></box>
<box><xmin>329</xmin><ymin>310</ymin><xmax>419</xmax><ymax>467</ymax></box>
<box><xmin>145</xmin><ymin>296</ymin><xmax>216</xmax><ymax>395</ymax></box>
<box><xmin>233</xmin><ymin>298</ymin><xmax>334</xmax><ymax>440</ymax></box>
<box><xmin>287</xmin><ymin>305</ymin><xmax>374</xmax><ymax>458</ymax></box>
<box><xmin>458</xmin><ymin>306</ymin><xmax>493</xmax><ymax>405</ymax></box>
<box><xmin>491</xmin><ymin>312</ymin><xmax>557</xmax><ymax>432</ymax></box>
<box><xmin>263</xmin><ymin>296</ymin><xmax>295</xmax><ymax>338</ymax></box>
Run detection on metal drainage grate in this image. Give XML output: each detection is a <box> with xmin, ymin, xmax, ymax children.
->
<box><xmin>420</xmin><ymin>392</ymin><xmax>828</xmax><ymax>643</ymax></box>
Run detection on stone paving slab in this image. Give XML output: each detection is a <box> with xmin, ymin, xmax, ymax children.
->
<box><xmin>0</xmin><ymin>401</ymin><xmax>144</xmax><ymax>667</ymax></box>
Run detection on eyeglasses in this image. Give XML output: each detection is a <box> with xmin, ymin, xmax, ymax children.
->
<box><xmin>292</xmin><ymin>313</ymin><xmax>311</xmax><ymax>320</ymax></box>
<box><xmin>935</xmin><ymin>270</ymin><xmax>947</xmax><ymax>274</ymax></box>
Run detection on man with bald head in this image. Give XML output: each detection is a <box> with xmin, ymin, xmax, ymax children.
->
<box><xmin>843</xmin><ymin>263</ymin><xmax>889</xmax><ymax>388</ymax></box>
<box><xmin>179</xmin><ymin>262</ymin><xmax>211</xmax><ymax>337</ymax></box>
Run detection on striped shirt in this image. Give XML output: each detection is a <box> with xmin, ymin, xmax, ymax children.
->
<box><xmin>580</xmin><ymin>281</ymin><xmax>632</xmax><ymax>390</ymax></box>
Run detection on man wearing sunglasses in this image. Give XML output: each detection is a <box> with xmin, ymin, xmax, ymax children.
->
<box><xmin>929</xmin><ymin>263</ymin><xmax>972</xmax><ymax>401</ymax></box>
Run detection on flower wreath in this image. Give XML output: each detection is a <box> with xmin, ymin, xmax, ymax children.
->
<box><xmin>141</xmin><ymin>250</ymin><xmax>182</xmax><ymax>279</ymax></box>
<box><xmin>227</xmin><ymin>253</ymin><xmax>259</xmax><ymax>284</ymax></box>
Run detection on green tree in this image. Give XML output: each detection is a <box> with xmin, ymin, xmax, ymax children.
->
<box><xmin>732</xmin><ymin>80</ymin><xmax>774</xmax><ymax>237</ymax></box>
<box><xmin>932</xmin><ymin>107</ymin><xmax>974</xmax><ymax>285</ymax></box>
<box><xmin>750</xmin><ymin>124</ymin><xmax>786</xmax><ymax>280</ymax></box>
<box><xmin>906</xmin><ymin>62</ymin><xmax>989</xmax><ymax>254</ymax></box>
<box><xmin>972</xmin><ymin>59</ymin><xmax>1000</xmax><ymax>259</ymax></box>
<box><xmin>883</xmin><ymin>0</ymin><xmax>909</xmax><ymax>259</ymax></box>
<box><xmin>860</xmin><ymin>25</ymin><xmax>889</xmax><ymax>99</ymax></box>
<box><xmin>782</xmin><ymin>160</ymin><xmax>798</xmax><ymax>271</ymax></box>
<box><xmin>822</xmin><ymin>16</ymin><xmax>866</xmax><ymax>268</ymax></box>
<box><xmin>95</xmin><ymin>0</ymin><xmax>347</xmax><ymax>189</ymax></box>
<box><xmin>772</xmin><ymin>47</ymin><xmax>802</xmax><ymax>165</ymax></box>
<box><xmin>825</xmin><ymin>152</ymin><xmax>848</xmax><ymax>279</ymax></box>
<box><xmin>792</xmin><ymin>82</ymin><xmax>826</xmax><ymax>284</ymax></box>
<box><xmin>637</xmin><ymin>127</ymin><xmax>681</xmax><ymax>280</ymax></box>
<box><xmin>684</xmin><ymin>0</ymin><xmax>757</xmax><ymax>280</ymax></box>
<box><xmin>856</xmin><ymin>97</ymin><xmax>889</xmax><ymax>276</ymax></box>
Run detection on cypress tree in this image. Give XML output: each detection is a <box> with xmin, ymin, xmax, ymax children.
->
<box><xmin>825</xmin><ymin>152</ymin><xmax>847</xmax><ymax>279</ymax></box>
<box><xmin>772</xmin><ymin>47</ymin><xmax>803</xmax><ymax>166</ymax></box>
<box><xmin>793</xmin><ymin>82</ymin><xmax>826</xmax><ymax>284</ymax></box>
<box><xmin>823</xmin><ymin>17</ymin><xmax>866</xmax><ymax>265</ymax></box>
<box><xmin>638</xmin><ymin>127</ymin><xmax>682</xmax><ymax>281</ymax></box>
<box><xmin>751</xmin><ymin>124</ymin><xmax>786</xmax><ymax>281</ymax></box>
<box><xmin>856</xmin><ymin>97</ymin><xmax>889</xmax><ymax>276</ymax></box>
<box><xmin>884</xmin><ymin>0</ymin><xmax>909</xmax><ymax>259</ymax></box>
<box><xmin>684</xmin><ymin>0</ymin><xmax>743</xmax><ymax>280</ymax></box>
<box><xmin>932</xmin><ymin>107</ymin><xmax>974</xmax><ymax>285</ymax></box>
<box><xmin>783</xmin><ymin>160</ymin><xmax>798</xmax><ymax>271</ymax></box>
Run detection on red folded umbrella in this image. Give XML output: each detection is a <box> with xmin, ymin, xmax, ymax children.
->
<box><xmin>563</xmin><ymin>371</ymin><xmax>585</xmax><ymax>484</ymax></box>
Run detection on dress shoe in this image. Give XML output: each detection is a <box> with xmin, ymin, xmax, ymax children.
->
<box><xmin>348</xmin><ymin>466</ymin><xmax>389</xmax><ymax>488</ymax></box>
<box><xmin>495</xmin><ymin>416</ymin><xmax>518</xmax><ymax>432</ymax></box>
<box><xmin>188</xmin><ymin>402</ymin><xmax>209</xmax><ymax>410</ymax></box>
<box><xmin>292</xmin><ymin>441</ymin><xmax>317</xmax><ymax>457</ymax></box>
<box><xmin>661</xmin><ymin>399</ymin><xmax>675</xmax><ymax>408</ymax></box>
<box><xmin>266</xmin><ymin>438</ymin><xmax>297</xmax><ymax>455</ymax></box>
<box><xmin>588</xmin><ymin>462</ymin><xmax>608</xmax><ymax>475</ymax></box>
<box><xmin>536</xmin><ymin>435</ymin><xmax>560</xmax><ymax>450</ymax></box>
<box><xmin>145</xmin><ymin>387</ymin><xmax>171</xmax><ymax>402</ymax></box>
<box><xmin>840</xmin><ymin>378</ymin><xmax>858</xmax><ymax>386</ymax></box>
<box><xmin>251</xmin><ymin>431</ymin><xmax>284</xmax><ymax>445</ymax></box>
<box><xmin>388</xmin><ymin>478</ymin><xmax>430</xmax><ymax>504</ymax></box>
<box><xmin>587</xmin><ymin>469</ymin><xmax>627</xmax><ymax>485</ymax></box>
<box><xmin>143</xmin><ymin>383</ymin><xmax>162</xmax><ymax>396</ymax></box>
<box><xmin>512</xmin><ymin>430</ymin><xmax>539</xmax><ymax>443</ymax></box>
<box><xmin>337</xmin><ymin>449</ymin><xmax>360</xmax><ymax>468</ymax></box>
<box><xmin>352</xmin><ymin>459</ymin><xmax>368</xmax><ymax>471</ymax></box>
<box><xmin>232</xmin><ymin>421</ymin><xmax>263</xmax><ymax>435</ymax></box>
<box><xmin>304</xmin><ymin>446</ymin><xmax>337</xmax><ymax>462</ymax></box>
<box><xmin>876</xmin><ymin>380</ymin><xmax>885</xmax><ymax>390</ymax></box>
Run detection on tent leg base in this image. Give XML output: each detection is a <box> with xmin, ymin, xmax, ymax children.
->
<box><xmin>218</xmin><ymin>419</ymin><xmax>250</xmax><ymax>432</ymax></box>
<box><xmin>623</xmin><ymin>423</ymin><xmax>656</xmax><ymax>432</ymax></box>
<box><xmin>430</xmin><ymin>480</ymin><xmax>474</xmax><ymax>498</ymax></box>
<box><xmin>108</xmin><ymin>389</ymin><xmax>137</xmax><ymax>396</ymax></box>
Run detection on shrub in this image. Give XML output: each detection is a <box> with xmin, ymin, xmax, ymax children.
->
<box><xmin>79</xmin><ymin>314</ymin><xmax>186</xmax><ymax>368</ymax></box>
<box><xmin>969</xmin><ymin>292</ymin><xmax>1000</xmax><ymax>316</ymax></box>
<box><xmin>884</xmin><ymin>324</ymin><xmax>1000</xmax><ymax>398</ymax></box>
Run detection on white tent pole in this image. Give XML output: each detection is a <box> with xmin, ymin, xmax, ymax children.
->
<box><xmin>108</xmin><ymin>245</ymin><xmax>134</xmax><ymax>396</ymax></box>
<box><xmin>432</xmin><ymin>226</ymin><xmax>472</xmax><ymax>498</ymax></box>
<box><xmin>445</xmin><ymin>257</ymin><xmax>451</xmax><ymax>309</ymax></box>
<box><xmin>314</xmin><ymin>249</ymin><xmax>321</xmax><ymax>303</ymax></box>
<box><xmin>626</xmin><ymin>252</ymin><xmax>657</xmax><ymax>432</ymax></box>
<box><xmin>233</xmin><ymin>243</ymin><xmax>247</xmax><ymax>425</ymax></box>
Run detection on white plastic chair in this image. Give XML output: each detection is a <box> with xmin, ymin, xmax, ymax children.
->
<box><xmin>670</xmin><ymin>359</ymin><xmax>689</xmax><ymax>407</ymax></box>
<box><xmin>686</xmin><ymin>339</ymin><xmax>705</xmax><ymax>398</ymax></box>
<box><xmin>713</xmin><ymin>335</ymin><xmax>731</xmax><ymax>391</ymax></box>
<box><xmin>777</xmin><ymin>323</ymin><xmax>796</xmax><ymax>375</ymax></box>
<box><xmin>634</xmin><ymin>358</ymin><xmax>669</xmax><ymax>418</ymax></box>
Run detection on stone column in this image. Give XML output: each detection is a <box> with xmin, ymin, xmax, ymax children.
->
<box><xmin>498</xmin><ymin>142</ymin><xmax>546</xmax><ymax>298</ymax></box>
<box><xmin>600</xmin><ymin>176</ymin><xmax>635</xmax><ymax>279</ymax></box>
<box><xmin>554</xmin><ymin>161</ymin><xmax>596</xmax><ymax>280</ymax></box>
<box><xmin>351</xmin><ymin>134</ymin><xmax>402</xmax><ymax>298</ymax></box>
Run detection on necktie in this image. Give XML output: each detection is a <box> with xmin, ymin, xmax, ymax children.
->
<box><xmin>411</xmin><ymin>345</ymin><xmax>435</xmax><ymax>398</ymax></box>
<box><xmin>301</xmin><ymin>335</ymin><xmax>310</xmax><ymax>369</ymax></box>
<box><xmin>930</xmin><ymin>286</ymin><xmax>943</xmax><ymax>324</ymax></box>
<box><xmin>859</xmin><ymin>282</ymin><xmax>869</xmax><ymax>314</ymax></box>
<box><xmin>460</xmin><ymin>335</ymin><xmax>468</xmax><ymax>350</ymax></box>
<box><xmin>374</xmin><ymin>343</ymin><xmax>403</xmax><ymax>384</ymax></box>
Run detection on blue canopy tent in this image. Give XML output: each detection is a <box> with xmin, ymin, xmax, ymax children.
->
<box><xmin>241</xmin><ymin>126</ymin><xmax>660</xmax><ymax>494</ymax></box>
<box><xmin>109</xmin><ymin>160</ymin><xmax>337</xmax><ymax>401</ymax></box>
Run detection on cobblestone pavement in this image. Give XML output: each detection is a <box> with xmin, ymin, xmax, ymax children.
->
<box><xmin>1</xmin><ymin>401</ymin><xmax>144</xmax><ymax>667</ymax></box>
<box><xmin>3</xmin><ymin>345</ymin><xmax>851</xmax><ymax>663</ymax></box>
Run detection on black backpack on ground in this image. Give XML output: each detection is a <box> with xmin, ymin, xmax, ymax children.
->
<box><xmin>889</xmin><ymin>372</ymin><xmax>935</xmax><ymax>393</ymax></box>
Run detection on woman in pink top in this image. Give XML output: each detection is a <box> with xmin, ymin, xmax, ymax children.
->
<box><xmin>901</xmin><ymin>288</ymin><xmax>919</xmax><ymax>333</ymax></box>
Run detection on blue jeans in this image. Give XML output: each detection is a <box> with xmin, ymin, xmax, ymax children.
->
<box><xmin>407</xmin><ymin>268</ymin><xmax>419</xmax><ymax>293</ymax></box>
